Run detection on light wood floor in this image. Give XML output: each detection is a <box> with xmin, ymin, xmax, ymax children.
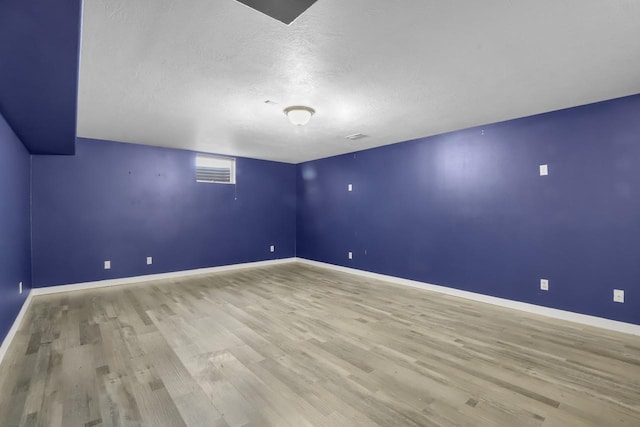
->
<box><xmin>1</xmin><ymin>263</ymin><xmax>639</xmax><ymax>427</ymax></box>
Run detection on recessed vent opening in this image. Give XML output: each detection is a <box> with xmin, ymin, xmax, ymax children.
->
<box><xmin>235</xmin><ymin>0</ymin><xmax>318</xmax><ymax>25</ymax></box>
<box><xmin>345</xmin><ymin>133</ymin><xmax>368</xmax><ymax>141</ymax></box>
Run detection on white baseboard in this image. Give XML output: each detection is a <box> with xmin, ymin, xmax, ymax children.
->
<box><xmin>295</xmin><ymin>258</ymin><xmax>640</xmax><ymax>336</ymax></box>
<box><xmin>32</xmin><ymin>257</ymin><xmax>297</xmax><ymax>296</ymax></box>
<box><xmin>5</xmin><ymin>255</ymin><xmax>636</xmax><ymax>368</ymax></box>
<box><xmin>1</xmin><ymin>258</ymin><xmax>296</xmax><ymax>366</ymax></box>
<box><xmin>0</xmin><ymin>291</ymin><xmax>34</xmax><ymax>367</ymax></box>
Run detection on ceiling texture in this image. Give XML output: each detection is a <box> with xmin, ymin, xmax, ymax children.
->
<box><xmin>77</xmin><ymin>0</ymin><xmax>640</xmax><ymax>164</ymax></box>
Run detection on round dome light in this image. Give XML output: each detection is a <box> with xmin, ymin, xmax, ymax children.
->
<box><xmin>284</xmin><ymin>106</ymin><xmax>315</xmax><ymax>126</ymax></box>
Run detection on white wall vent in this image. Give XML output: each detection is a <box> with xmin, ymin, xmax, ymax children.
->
<box><xmin>196</xmin><ymin>154</ymin><xmax>236</xmax><ymax>184</ymax></box>
<box><xmin>345</xmin><ymin>133</ymin><xmax>368</xmax><ymax>141</ymax></box>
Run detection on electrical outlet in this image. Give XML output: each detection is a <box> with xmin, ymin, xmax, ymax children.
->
<box><xmin>104</xmin><ymin>260</ymin><xmax>111</xmax><ymax>270</ymax></box>
<box><xmin>539</xmin><ymin>164</ymin><xmax>549</xmax><ymax>176</ymax></box>
<box><xmin>348</xmin><ymin>251</ymin><xmax>353</xmax><ymax>260</ymax></box>
<box><xmin>348</xmin><ymin>184</ymin><xmax>353</xmax><ymax>192</ymax></box>
<box><xmin>613</xmin><ymin>289</ymin><xmax>625</xmax><ymax>303</ymax></box>
<box><xmin>540</xmin><ymin>279</ymin><xmax>549</xmax><ymax>291</ymax></box>
<box><xmin>270</xmin><ymin>245</ymin><xmax>275</xmax><ymax>253</ymax></box>
<box><xmin>147</xmin><ymin>256</ymin><xmax>153</xmax><ymax>265</ymax></box>
<box><xmin>19</xmin><ymin>282</ymin><xmax>22</xmax><ymax>294</ymax></box>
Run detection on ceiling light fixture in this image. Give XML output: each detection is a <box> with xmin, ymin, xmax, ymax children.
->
<box><xmin>284</xmin><ymin>106</ymin><xmax>315</xmax><ymax>126</ymax></box>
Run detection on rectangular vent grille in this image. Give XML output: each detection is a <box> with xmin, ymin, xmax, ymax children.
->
<box><xmin>198</xmin><ymin>167</ymin><xmax>231</xmax><ymax>182</ymax></box>
<box><xmin>196</xmin><ymin>154</ymin><xmax>235</xmax><ymax>184</ymax></box>
<box><xmin>345</xmin><ymin>133</ymin><xmax>368</xmax><ymax>141</ymax></box>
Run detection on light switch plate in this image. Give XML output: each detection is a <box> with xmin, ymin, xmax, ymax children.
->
<box><xmin>539</xmin><ymin>164</ymin><xmax>549</xmax><ymax>176</ymax></box>
<box><xmin>613</xmin><ymin>289</ymin><xmax>625</xmax><ymax>303</ymax></box>
<box><xmin>540</xmin><ymin>279</ymin><xmax>549</xmax><ymax>291</ymax></box>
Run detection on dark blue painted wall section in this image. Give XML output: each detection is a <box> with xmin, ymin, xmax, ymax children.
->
<box><xmin>0</xmin><ymin>113</ymin><xmax>32</xmax><ymax>347</ymax></box>
<box><xmin>32</xmin><ymin>139</ymin><xmax>296</xmax><ymax>287</ymax></box>
<box><xmin>0</xmin><ymin>0</ymin><xmax>82</xmax><ymax>154</ymax></box>
<box><xmin>297</xmin><ymin>94</ymin><xmax>640</xmax><ymax>325</ymax></box>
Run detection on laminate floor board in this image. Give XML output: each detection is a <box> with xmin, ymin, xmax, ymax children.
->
<box><xmin>1</xmin><ymin>263</ymin><xmax>639</xmax><ymax>426</ymax></box>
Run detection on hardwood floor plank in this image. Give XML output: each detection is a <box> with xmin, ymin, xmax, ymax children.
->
<box><xmin>1</xmin><ymin>263</ymin><xmax>639</xmax><ymax>426</ymax></box>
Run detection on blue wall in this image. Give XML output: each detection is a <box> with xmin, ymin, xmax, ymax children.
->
<box><xmin>0</xmin><ymin>0</ymin><xmax>82</xmax><ymax>155</ymax></box>
<box><xmin>32</xmin><ymin>138</ymin><xmax>296</xmax><ymax>287</ymax></box>
<box><xmin>0</xmin><ymin>114</ymin><xmax>32</xmax><ymax>346</ymax></box>
<box><xmin>297</xmin><ymin>94</ymin><xmax>640</xmax><ymax>325</ymax></box>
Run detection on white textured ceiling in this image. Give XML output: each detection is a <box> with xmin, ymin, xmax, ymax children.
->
<box><xmin>77</xmin><ymin>0</ymin><xmax>640</xmax><ymax>163</ymax></box>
